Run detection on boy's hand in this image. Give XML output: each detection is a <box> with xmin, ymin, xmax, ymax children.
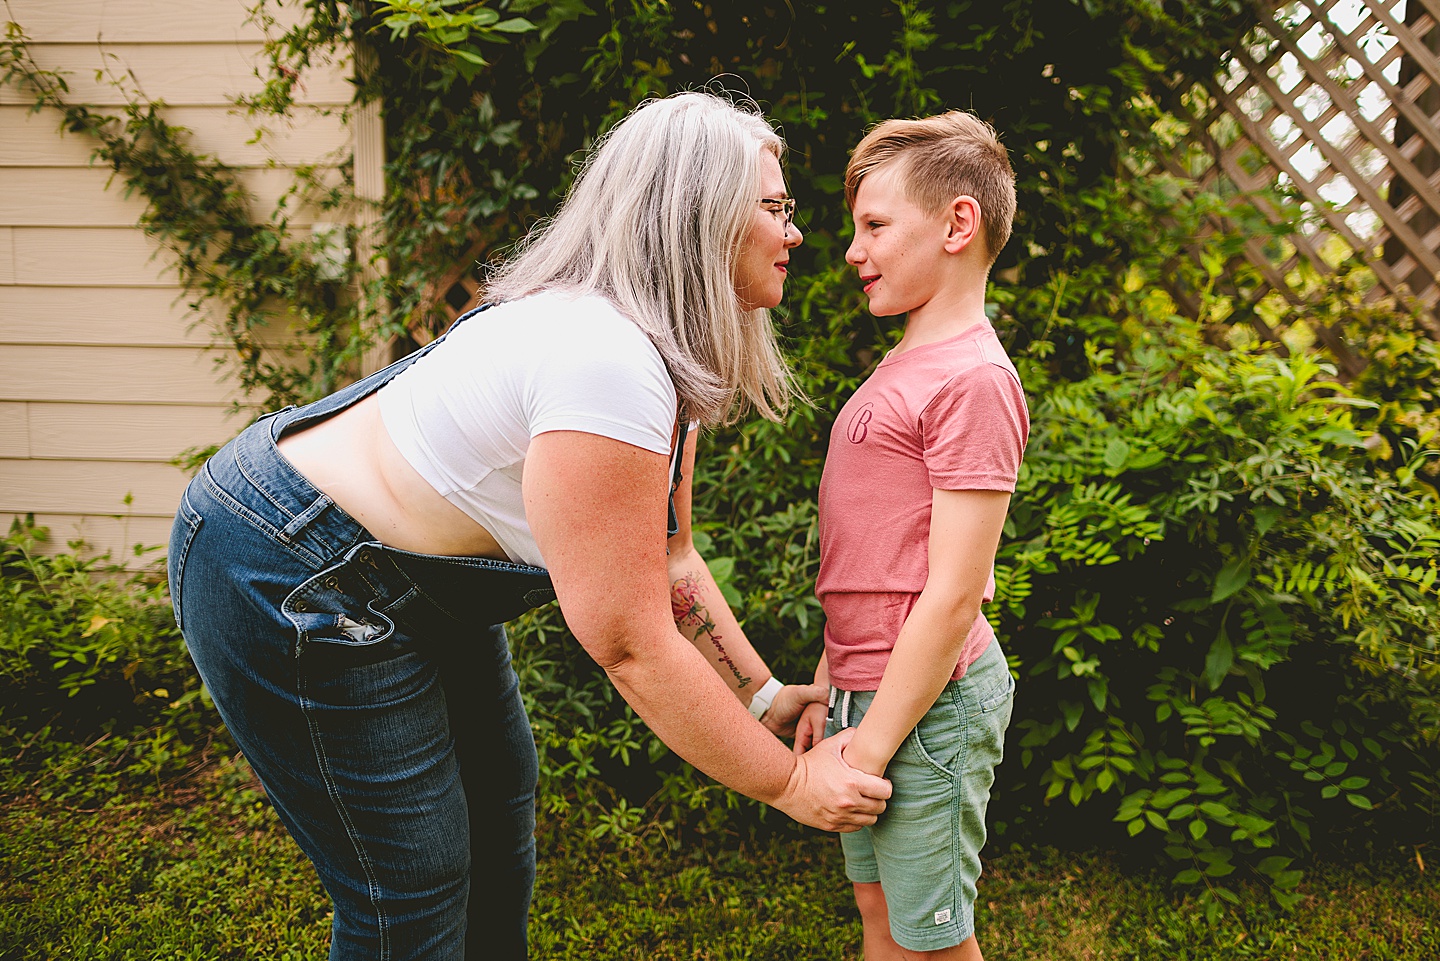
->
<box><xmin>839</xmin><ymin>737</ymin><xmax>890</xmax><ymax>778</ymax></box>
<box><xmin>792</xmin><ymin>700</ymin><xmax>828</xmax><ymax>755</ymax></box>
<box><xmin>760</xmin><ymin>682</ymin><xmax>827</xmax><ymax>739</ymax></box>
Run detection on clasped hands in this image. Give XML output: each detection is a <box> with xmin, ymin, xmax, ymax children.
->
<box><xmin>761</xmin><ymin>682</ymin><xmax>891</xmax><ymax>833</ymax></box>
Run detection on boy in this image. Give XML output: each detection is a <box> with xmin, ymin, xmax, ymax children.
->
<box><xmin>794</xmin><ymin>111</ymin><xmax>1028</xmax><ymax>960</ymax></box>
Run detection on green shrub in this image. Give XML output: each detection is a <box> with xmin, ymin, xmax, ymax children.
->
<box><xmin>994</xmin><ymin>312</ymin><xmax>1440</xmax><ymax>915</ymax></box>
<box><xmin>0</xmin><ymin>519</ymin><xmax>217</xmax><ymax>802</ymax></box>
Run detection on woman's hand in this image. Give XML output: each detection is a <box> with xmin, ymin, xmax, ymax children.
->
<box><xmin>773</xmin><ymin>727</ymin><xmax>891</xmax><ymax>832</ymax></box>
<box><xmin>791</xmin><ymin>700</ymin><xmax>828</xmax><ymax>755</ymax></box>
<box><xmin>760</xmin><ymin>682</ymin><xmax>826</xmax><ymax>740</ymax></box>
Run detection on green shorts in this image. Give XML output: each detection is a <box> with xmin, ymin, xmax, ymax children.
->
<box><xmin>827</xmin><ymin>638</ymin><xmax>1014</xmax><ymax>952</ymax></box>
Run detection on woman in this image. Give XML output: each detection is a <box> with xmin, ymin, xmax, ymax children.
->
<box><xmin>167</xmin><ymin>91</ymin><xmax>891</xmax><ymax>961</ymax></box>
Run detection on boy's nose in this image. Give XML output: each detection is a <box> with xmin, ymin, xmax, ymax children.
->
<box><xmin>845</xmin><ymin>239</ymin><xmax>862</xmax><ymax>265</ymax></box>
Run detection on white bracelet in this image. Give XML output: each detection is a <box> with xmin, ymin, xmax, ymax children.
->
<box><xmin>747</xmin><ymin>675</ymin><xmax>785</xmax><ymax>720</ymax></box>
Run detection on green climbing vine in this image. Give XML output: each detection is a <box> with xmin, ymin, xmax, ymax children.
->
<box><xmin>1</xmin><ymin>11</ymin><xmax>370</xmax><ymax>429</ymax></box>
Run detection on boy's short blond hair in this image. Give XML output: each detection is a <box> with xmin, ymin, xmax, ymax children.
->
<box><xmin>845</xmin><ymin>111</ymin><xmax>1016</xmax><ymax>265</ymax></box>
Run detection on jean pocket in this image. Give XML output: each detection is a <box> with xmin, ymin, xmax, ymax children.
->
<box><xmin>167</xmin><ymin>488</ymin><xmax>204</xmax><ymax>632</ymax></box>
<box><xmin>284</xmin><ymin>562</ymin><xmax>398</xmax><ymax>651</ymax></box>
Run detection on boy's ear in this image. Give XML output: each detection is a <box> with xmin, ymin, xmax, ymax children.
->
<box><xmin>944</xmin><ymin>194</ymin><xmax>982</xmax><ymax>255</ymax></box>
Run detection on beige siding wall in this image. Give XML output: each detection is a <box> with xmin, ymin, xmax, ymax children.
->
<box><xmin>0</xmin><ymin>0</ymin><xmax>373</xmax><ymax>564</ymax></box>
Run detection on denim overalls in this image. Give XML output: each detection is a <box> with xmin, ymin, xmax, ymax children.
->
<box><xmin>168</xmin><ymin>303</ymin><xmax>674</xmax><ymax>961</ymax></box>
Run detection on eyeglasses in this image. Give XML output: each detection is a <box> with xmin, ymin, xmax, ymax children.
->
<box><xmin>759</xmin><ymin>197</ymin><xmax>797</xmax><ymax>229</ymax></box>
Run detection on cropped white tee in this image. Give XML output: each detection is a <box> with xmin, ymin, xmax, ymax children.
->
<box><xmin>377</xmin><ymin>291</ymin><xmax>678</xmax><ymax>567</ymax></box>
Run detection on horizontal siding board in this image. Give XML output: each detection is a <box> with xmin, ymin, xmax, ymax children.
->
<box><xmin>0</xmin><ymin>285</ymin><xmax>305</xmax><ymax>348</ymax></box>
<box><xmin>6</xmin><ymin>512</ymin><xmax>177</xmax><ymax>563</ymax></box>
<box><xmin>0</xmin><ymin>167</ymin><xmax>152</xmax><ymax>226</ymax></box>
<box><xmin>5</xmin><ymin>0</ymin><xmax>310</xmax><ymax>43</ymax></box>
<box><xmin>0</xmin><ymin>106</ymin><xmax>97</xmax><ymax>166</ymax></box>
<box><xmin>0</xmin><ymin>459</ymin><xmax>190</xmax><ymax>515</ymax></box>
<box><xmin>0</xmin><ymin>43</ymin><xmax>352</xmax><ymax>107</ymax></box>
<box><xmin>0</xmin><ymin>104</ymin><xmax>352</xmax><ymax>168</ymax></box>
<box><xmin>0</xmin><ymin>286</ymin><xmax>220</xmax><ymax>345</ymax></box>
<box><xmin>0</xmin><ymin>402</ymin><xmax>30</xmax><ymax>456</ymax></box>
<box><xmin>0</xmin><ymin>345</ymin><xmax>248</xmax><ymax>404</ymax></box>
<box><xmin>25</xmin><ymin>403</ymin><xmax>249</xmax><ymax>460</ymax></box>
<box><xmin>0</xmin><ymin>166</ymin><xmax>345</xmax><ymax>227</ymax></box>
<box><xmin>10</xmin><ymin>227</ymin><xmax>359</xmax><ymax>290</ymax></box>
<box><xmin>13</xmin><ymin>227</ymin><xmax>180</xmax><ymax>285</ymax></box>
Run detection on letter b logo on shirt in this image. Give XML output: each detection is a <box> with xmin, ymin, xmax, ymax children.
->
<box><xmin>847</xmin><ymin>403</ymin><xmax>874</xmax><ymax>444</ymax></box>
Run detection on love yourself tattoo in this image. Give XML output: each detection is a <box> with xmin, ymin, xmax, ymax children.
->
<box><xmin>671</xmin><ymin>572</ymin><xmax>752</xmax><ymax>688</ymax></box>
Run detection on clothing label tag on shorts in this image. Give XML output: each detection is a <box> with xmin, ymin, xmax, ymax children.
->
<box><xmin>934</xmin><ymin>908</ymin><xmax>952</xmax><ymax>925</ymax></box>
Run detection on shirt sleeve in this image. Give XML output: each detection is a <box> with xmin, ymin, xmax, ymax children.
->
<box><xmin>920</xmin><ymin>363</ymin><xmax>1030</xmax><ymax>491</ymax></box>
<box><xmin>523</xmin><ymin>303</ymin><xmax>678</xmax><ymax>456</ymax></box>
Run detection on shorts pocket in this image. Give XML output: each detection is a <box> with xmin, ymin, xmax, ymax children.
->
<box><xmin>167</xmin><ymin>488</ymin><xmax>204</xmax><ymax>631</ymax></box>
<box><xmin>967</xmin><ymin>643</ymin><xmax>1016</xmax><ymax>717</ymax></box>
<box><xmin>976</xmin><ymin>671</ymin><xmax>1016</xmax><ymax>715</ymax></box>
<box><xmin>907</xmin><ymin>689</ymin><xmax>965</xmax><ymax>779</ymax></box>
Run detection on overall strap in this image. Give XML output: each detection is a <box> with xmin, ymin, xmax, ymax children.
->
<box><xmin>666</xmin><ymin>414</ymin><xmax>690</xmax><ymax>538</ymax></box>
<box><xmin>260</xmin><ymin>302</ymin><xmax>495</xmax><ymax>439</ymax></box>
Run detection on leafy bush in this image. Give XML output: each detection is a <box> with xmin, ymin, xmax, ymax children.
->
<box><xmin>0</xmin><ymin>519</ymin><xmax>217</xmax><ymax>802</ymax></box>
<box><xmin>995</xmin><ymin>315</ymin><xmax>1440</xmax><ymax>915</ymax></box>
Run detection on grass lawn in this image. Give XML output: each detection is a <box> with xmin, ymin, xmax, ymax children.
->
<box><xmin>1</xmin><ymin>769</ymin><xmax>1435</xmax><ymax>960</ymax></box>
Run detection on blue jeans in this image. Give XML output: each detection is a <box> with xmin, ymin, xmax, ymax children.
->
<box><xmin>169</xmin><ymin>307</ymin><xmax>557</xmax><ymax>960</ymax></box>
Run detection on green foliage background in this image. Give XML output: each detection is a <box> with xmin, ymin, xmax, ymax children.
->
<box><xmin>2</xmin><ymin>0</ymin><xmax>1438</xmax><ymax>915</ymax></box>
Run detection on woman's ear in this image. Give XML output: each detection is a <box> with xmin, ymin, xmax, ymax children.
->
<box><xmin>944</xmin><ymin>194</ymin><xmax>982</xmax><ymax>255</ymax></box>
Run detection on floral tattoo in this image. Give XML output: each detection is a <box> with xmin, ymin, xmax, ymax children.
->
<box><xmin>671</xmin><ymin>572</ymin><xmax>752</xmax><ymax>688</ymax></box>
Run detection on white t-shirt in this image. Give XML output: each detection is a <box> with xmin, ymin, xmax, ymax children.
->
<box><xmin>377</xmin><ymin>290</ymin><xmax>678</xmax><ymax>567</ymax></box>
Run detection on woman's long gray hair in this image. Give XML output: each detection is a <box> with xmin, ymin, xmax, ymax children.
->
<box><xmin>482</xmin><ymin>91</ymin><xmax>799</xmax><ymax>427</ymax></box>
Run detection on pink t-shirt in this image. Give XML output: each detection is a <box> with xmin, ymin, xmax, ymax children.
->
<box><xmin>816</xmin><ymin>320</ymin><xmax>1029</xmax><ymax>690</ymax></box>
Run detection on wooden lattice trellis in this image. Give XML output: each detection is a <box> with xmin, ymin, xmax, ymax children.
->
<box><xmin>1144</xmin><ymin>0</ymin><xmax>1440</xmax><ymax>372</ymax></box>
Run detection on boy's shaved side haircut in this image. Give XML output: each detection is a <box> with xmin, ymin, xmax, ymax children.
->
<box><xmin>845</xmin><ymin>110</ymin><xmax>1017</xmax><ymax>265</ymax></box>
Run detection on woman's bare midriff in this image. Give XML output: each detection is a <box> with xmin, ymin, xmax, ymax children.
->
<box><xmin>275</xmin><ymin>393</ymin><xmax>510</xmax><ymax>560</ymax></box>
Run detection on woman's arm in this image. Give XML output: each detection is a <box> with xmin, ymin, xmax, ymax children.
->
<box><xmin>664</xmin><ymin>429</ymin><xmax>823</xmax><ymax>736</ymax></box>
<box><xmin>666</xmin><ymin>430</ymin><xmax>768</xmax><ymax>697</ymax></box>
<box><xmin>839</xmin><ymin>488</ymin><xmax>1012</xmax><ymax>777</ymax></box>
<box><xmin>523</xmin><ymin>429</ymin><xmax>890</xmax><ymax>830</ymax></box>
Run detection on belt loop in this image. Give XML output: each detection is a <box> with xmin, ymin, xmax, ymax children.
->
<box><xmin>277</xmin><ymin>493</ymin><xmax>334</xmax><ymax>544</ymax></box>
<box><xmin>254</xmin><ymin>404</ymin><xmax>297</xmax><ymax>425</ymax></box>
